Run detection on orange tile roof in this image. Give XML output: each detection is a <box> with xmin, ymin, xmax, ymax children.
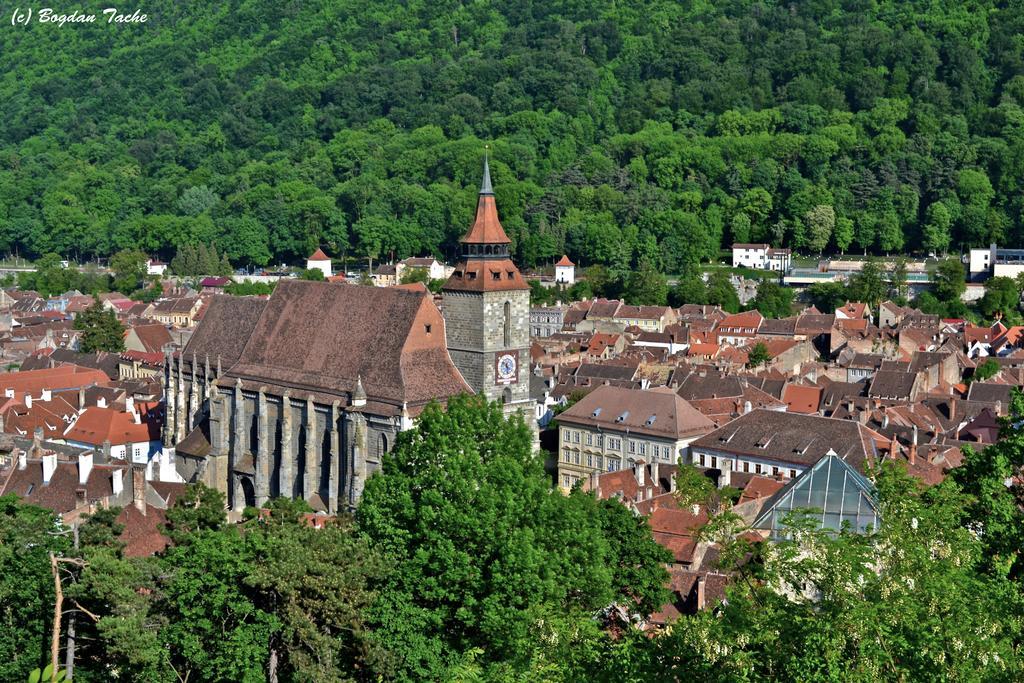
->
<box><xmin>460</xmin><ymin>194</ymin><xmax>511</xmax><ymax>245</ymax></box>
<box><xmin>555</xmin><ymin>255</ymin><xmax>575</xmax><ymax>266</ymax></box>
<box><xmin>782</xmin><ymin>384</ymin><xmax>822</xmax><ymax>414</ymax></box>
<box><xmin>0</xmin><ymin>365</ymin><xmax>108</xmax><ymax>395</ymax></box>
<box><xmin>308</xmin><ymin>248</ymin><xmax>330</xmax><ymax>260</ymax></box>
<box><xmin>64</xmin><ymin>406</ymin><xmax>161</xmax><ymax>446</ymax></box>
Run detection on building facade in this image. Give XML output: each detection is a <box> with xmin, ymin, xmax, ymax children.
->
<box><xmin>555</xmin><ymin>385</ymin><xmax>715</xmax><ymax>490</ymax></box>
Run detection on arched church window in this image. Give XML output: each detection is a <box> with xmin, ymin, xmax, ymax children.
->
<box><xmin>503</xmin><ymin>301</ymin><xmax>511</xmax><ymax>347</ymax></box>
<box><xmin>503</xmin><ymin>387</ymin><xmax>512</xmax><ymax>404</ymax></box>
<box><xmin>378</xmin><ymin>433</ymin><xmax>388</xmax><ymax>457</ymax></box>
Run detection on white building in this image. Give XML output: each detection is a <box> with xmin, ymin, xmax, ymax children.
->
<box><xmin>306</xmin><ymin>248</ymin><xmax>333</xmax><ymax>278</ymax></box>
<box><xmin>968</xmin><ymin>244</ymin><xmax>1024</xmax><ymax>280</ymax></box>
<box><xmin>146</xmin><ymin>258</ymin><xmax>168</xmax><ymax>276</ymax></box>
<box><xmin>732</xmin><ymin>243</ymin><xmax>792</xmax><ymax>272</ymax></box>
<box><xmin>554</xmin><ymin>255</ymin><xmax>576</xmax><ymax>284</ymax></box>
<box><xmin>397</xmin><ymin>257</ymin><xmax>450</xmax><ymax>282</ymax></box>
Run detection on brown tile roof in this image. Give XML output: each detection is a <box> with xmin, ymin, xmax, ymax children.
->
<box><xmin>460</xmin><ymin>194</ymin><xmax>511</xmax><ymax>245</ymax></box>
<box><xmin>691</xmin><ymin>409</ymin><xmax>880</xmax><ymax>470</ymax></box>
<box><xmin>868</xmin><ymin>371</ymin><xmax>917</xmax><ymax>400</ymax></box>
<box><xmin>558</xmin><ymin>385</ymin><xmax>715</xmax><ymax>439</ymax></box>
<box><xmin>0</xmin><ymin>458</ymin><xmax>124</xmax><ymax>515</ymax></box>
<box><xmin>181</xmin><ymin>295</ymin><xmax>267</xmax><ymax>372</ymax></box>
<box><xmin>441</xmin><ymin>258</ymin><xmax>529</xmax><ymax>292</ymax></box>
<box><xmin>127</xmin><ymin>323</ymin><xmax>173</xmax><ymax>354</ymax></box>
<box><xmin>224</xmin><ymin>280</ymin><xmax>470</xmax><ymax>407</ymax></box>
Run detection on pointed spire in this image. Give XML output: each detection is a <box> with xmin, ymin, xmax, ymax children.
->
<box><xmin>352</xmin><ymin>375</ymin><xmax>367</xmax><ymax>407</ymax></box>
<box><xmin>480</xmin><ymin>147</ymin><xmax>494</xmax><ymax>196</ymax></box>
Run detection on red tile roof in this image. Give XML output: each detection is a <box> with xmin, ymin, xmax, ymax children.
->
<box><xmin>63</xmin><ymin>406</ymin><xmax>160</xmax><ymax>446</ymax></box>
<box><xmin>308</xmin><ymin>248</ymin><xmax>330</xmax><ymax>261</ymax></box>
<box><xmin>782</xmin><ymin>384</ymin><xmax>822</xmax><ymax>414</ymax></box>
<box><xmin>555</xmin><ymin>255</ymin><xmax>575</xmax><ymax>266</ymax></box>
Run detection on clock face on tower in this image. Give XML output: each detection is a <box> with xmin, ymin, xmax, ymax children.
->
<box><xmin>495</xmin><ymin>351</ymin><xmax>518</xmax><ymax>384</ymax></box>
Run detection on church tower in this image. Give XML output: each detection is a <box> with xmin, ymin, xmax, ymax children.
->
<box><xmin>442</xmin><ymin>156</ymin><xmax>532</xmax><ymax>416</ymax></box>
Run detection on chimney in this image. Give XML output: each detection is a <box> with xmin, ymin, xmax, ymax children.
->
<box><xmin>112</xmin><ymin>468</ymin><xmax>123</xmax><ymax>497</ymax></box>
<box><xmin>78</xmin><ymin>387</ymin><xmax>85</xmax><ymax>409</ymax></box>
<box><xmin>31</xmin><ymin>426</ymin><xmax>43</xmax><ymax>455</ymax></box>
<box><xmin>744</xmin><ymin>400</ymin><xmax>752</xmax><ymax>414</ymax></box>
<box><xmin>41</xmin><ymin>388</ymin><xmax>51</xmax><ymax>402</ymax></box>
<box><xmin>126</xmin><ymin>395</ymin><xmax>136</xmax><ymax>416</ymax></box>
<box><xmin>636</xmin><ymin>460</ymin><xmax>645</xmax><ymax>487</ymax></box>
<box><xmin>889</xmin><ymin>434</ymin><xmax>899</xmax><ymax>458</ymax></box>
<box><xmin>949</xmin><ymin>399</ymin><xmax>956</xmax><ymax>421</ymax></box>
<box><xmin>651</xmin><ymin>460</ymin><xmax>660</xmax><ymax>488</ymax></box>
<box><xmin>696</xmin><ymin>575</ymin><xmax>707</xmax><ymax>610</ymax></box>
<box><xmin>131</xmin><ymin>465</ymin><xmax>146</xmax><ymax>514</ymax></box>
<box><xmin>78</xmin><ymin>452</ymin><xmax>93</xmax><ymax>485</ymax></box>
<box><xmin>24</xmin><ymin>394</ymin><xmax>31</xmax><ymax>410</ymax></box>
<box><xmin>101</xmin><ymin>439</ymin><xmax>111</xmax><ymax>462</ymax></box>
<box><xmin>909</xmin><ymin>440</ymin><xmax>917</xmax><ymax>466</ymax></box>
<box><xmin>17</xmin><ymin>450</ymin><xmax>26</xmax><ymax>470</ymax></box>
<box><xmin>97</xmin><ymin>396</ymin><xmax>107</xmax><ymax>409</ymax></box>
<box><xmin>75</xmin><ymin>488</ymin><xmax>87</xmax><ymax>507</ymax></box>
<box><xmin>4</xmin><ymin>388</ymin><xmax>12</xmax><ymax>398</ymax></box>
<box><xmin>719</xmin><ymin>465</ymin><xmax>732</xmax><ymax>489</ymax></box>
<box><xmin>41</xmin><ymin>453</ymin><xmax>57</xmax><ymax>484</ymax></box>
<box><xmin>996</xmin><ymin>400</ymin><xmax>1002</xmax><ymax>416</ymax></box>
<box><xmin>590</xmin><ymin>471</ymin><xmax>601</xmax><ymax>499</ymax></box>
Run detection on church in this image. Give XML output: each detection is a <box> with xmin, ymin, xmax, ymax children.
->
<box><xmin>165</xmin><ymin>158</ymin><xmax>534</xmax><ymax>511</ymax></box>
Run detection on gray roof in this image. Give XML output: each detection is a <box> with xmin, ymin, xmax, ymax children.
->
<box><xmin>691</xmin><ymin>409</ymin><xmax>879</xmax><ymax>469</ymax></box>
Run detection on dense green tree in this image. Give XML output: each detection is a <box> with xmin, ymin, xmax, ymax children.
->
<box><xmin>750</xmin><ymin>281</ymin><xmax>793</xmax><ymax>319</ymax></box>
<box><xmin>110</xmin><ymin>249</ymin><xmax>148</xmax><ymax>294</ymax></box>
<box><xmin>73</xmin><ymin>301</ymin><xmax>125</xmax><ymax>353</ymax></box>
<box><xmin>746</xmin><ymin>342</ymin><xmax>772</xmax><ymax>368</ymax></box>
<box><xmin>704</xmin><ymin>271</ymin><xmax>740</xmax><ymax>313</ymax></box>
<box><xmin>621</xmin><ymin>260</ymin><xmax>668</xmax><ymax>305</ymax></box>
<box><xmin>805</xmin><ymin>281</ymin><xmax>847</xmax><ymax>313</ymax></box>
<box><xmin>357</xmin><ymin>395</ymin><xmax>669</xmax><ymax>681</ymax></box>
<box><xmin>932</xmin><ymin>258</ymin><xmax>967</xmax><ymax>304</ymax></box>
<box><xmin>980</xmin><ymin>276</ymin><xmax>1021</xmax><ymax>321</ymax></box>
<box><xmin>847</xmin><ymin>259</ymin><xmax>888</xmax><ymax>310</ymax></box>
<box><xmin>600</xmin><ymin>463</ymin><xmax>1024</xmax><ymax>681</ymax></box>
<box><xmin>0</xmin><ymin>495</ymin><xmax>70</xmax><ymax>682</ymax></box>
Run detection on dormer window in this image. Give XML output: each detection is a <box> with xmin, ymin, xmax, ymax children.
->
<box><xmin>492</xmin><ymin>271</ymin><xmax>501</xmax><ymax>281</ymax></box>
<box><xmin>468</xmin><ymin>271</ymin><xmax>477</xmax><ymax>280</ymax></box>
<box><xmin>424</xmin><ymin>324</ymin><xmax>432</xmax><ymax>334</ymax></box>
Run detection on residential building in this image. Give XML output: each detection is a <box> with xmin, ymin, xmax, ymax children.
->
<box><xmin>688</xmin><ymin>409</ymin><xmax>884</xmax><ymax>480</ymax></box>
<box><xmin>731</xmin><ymin>243</ymin><xmax>792</xmax><ymax>272</ymax></box>
<box><xmin>555</xmin><ymin>385</ymin><xmax>715</xmax><ymax>489</ymax></box>
<box><xmin>530</xmin><ymin>304</ymin><xmax>565</xmax><ymax>337</ymax></box>
<box><xmin>146</xmin><ymin>297</ymin><xmax>202</xmax><ymax>328</ymax></box>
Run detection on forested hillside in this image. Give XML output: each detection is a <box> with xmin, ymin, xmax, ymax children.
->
<box><xmin>1</xmin><ymin>0</ymin><xmax>1022</xmax><ymax>271</ymax></box>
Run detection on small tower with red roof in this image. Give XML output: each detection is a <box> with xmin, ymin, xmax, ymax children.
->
<box><xmin>555</xmin><ymin>254</ymin><xmax>575</xmax><ymax>284</ymax></box>
<box><xmin>306</xmin><ymin>247</ymin><xmax>332</xmax><ymax>278</ymax></box>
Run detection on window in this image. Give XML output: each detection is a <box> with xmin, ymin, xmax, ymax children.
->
<box><xmin>585</xmin><ymin>433</ymin><xmax>592</xmax><ymax>446</ymax></box>
<box><xmin>755</xmin><ymin>463</ymin><xmax>763</xmax><ymax>474</ymax></box>
<box><xmin>573</xmin><ymin>431</ymin><xmax>580</xmax><ymax>444</ymax></box>
<box><xmin>607</xmin><ymin>458</ymin><xmax>620</xmax><ymax>472</ymax></box>
<box><xmin>639</xmin><ymin>442</ymin><xmax>647</xmax><ymax>456</ymax></box>
<box><xmin>596</xmin><ymin>434</ymin><xmax>604</xmax><ymax>447</ymax></box>
<box><xmin>790</xmin><ymin>469</ymin><xmax>797</xmax><ymax>479</ymax></box>
<box><xmin>563</xmin><ymin>448</ymin><xmax>570</xmax><ymax>463</ymax></box>
<box><xmin>742</xmin><ymin>461</ymin><xmax>750</xmax><ymax>473</ymax></box>
<box><xmin>503</xmin><ymin>301</ymin><xmax>511</xmax><ymax>346</ymax></box>
<box><xmin>424</xmin><ymin>324</ymin><xmax>432</xmax><ymax>334</ymax></box>
<box><xmin>379</xmin><ymin>434</ymin><xmax>389</xmax><ymax>456</ymax></box>
<box><xmin>586</xmin><ymin>454</ymin><xmax>593</xmax><ymax>468</ymax></box>
<box><xmin>595</xmin><ymin>455</ymin><xmax>603</xmax><ymax>469</ymax></box>
<box><xmin>628</xmin><ymin>440</ymin><xmax>636</xmax><ymax>454</ymax></box>
<box><xmin>711</xmin><ymin>456</ymin><xmax>717</xmax><ymax>468</ymax></box>
<box><xmin>563</xmin><ymin>475</ymin><xmax>571</xmax><ymax>487</ymax></box>
<box><xmin>699</xmin><ymin>453</ymin><xmax>706</xmax><ymax>467</ymax></box>
<box><xmin>573</xmin><ymin>452</ymin><xmax>581</xmax><ymax>465</ymax></box>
